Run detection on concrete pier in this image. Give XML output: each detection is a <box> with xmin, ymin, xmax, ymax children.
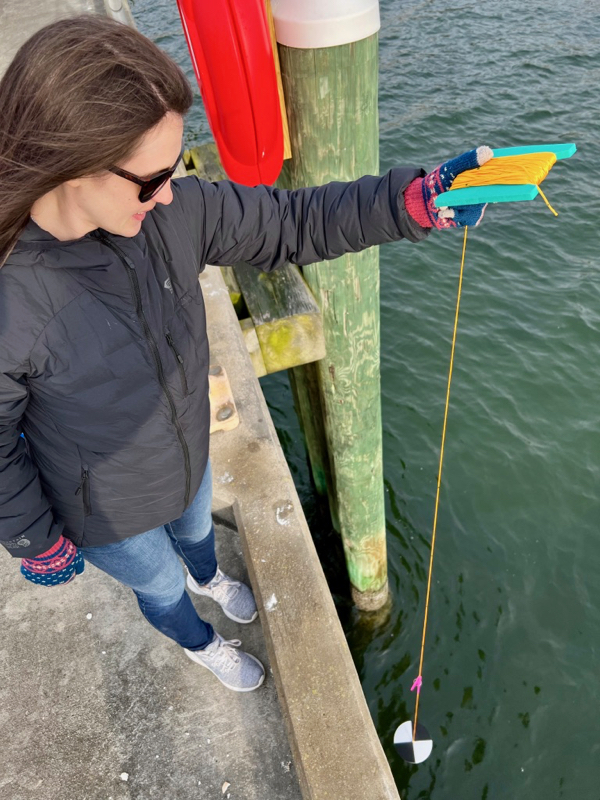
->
<box><xmin>0</xmin><ymin>521</ymin><xmax>301</xmax><ymax>800</ymax></box>
<box><xmin>0</xmin><ymin>0</ymin><xmax>104</xmax><ymax>74</ymax></box>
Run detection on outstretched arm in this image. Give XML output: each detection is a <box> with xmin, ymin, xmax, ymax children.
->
<box><xmin>172</xmin><ymin>166</ymin><xmax>429</xmax><ymax>272</ymax></box>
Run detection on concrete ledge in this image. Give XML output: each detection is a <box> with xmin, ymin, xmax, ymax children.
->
<box><xmin>0</xmin><ymin>0</ymin><xmax>105</xmax><ymax>76</ymax></box>
<box><xmin>0</xmin><ymin>520</ymin><xmax>303</xmax><ymax>800</ymax></box>
<box><xmin>203</xmin><ymin>265</ymin><xmax>400</xmax><ymax>800</ymax></box>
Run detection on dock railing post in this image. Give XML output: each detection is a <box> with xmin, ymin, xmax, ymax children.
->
<box><xmin>272</xmin><ymin>0</ymin><xmax>388</xmax><ymax>611</ymax></box>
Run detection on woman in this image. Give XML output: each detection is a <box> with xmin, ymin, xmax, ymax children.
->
<box><xmin>0</xmin><ymin>16</ymin><xmax>490</xmax><ymax>693</ymax></box>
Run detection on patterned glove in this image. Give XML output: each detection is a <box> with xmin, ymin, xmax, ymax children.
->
<box><xmin>21</xmin><ymin>535</ymin><xmax>85</xmax><ymax>586</ymax></box>
<box><xmin>404</xmin><ymin>146</ymin><xmax>494</xmax><ymax>229</ymax></box>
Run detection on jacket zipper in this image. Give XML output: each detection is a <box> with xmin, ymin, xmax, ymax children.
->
<box><xmin>93</xmin><ymin>232</ymin><xmax>192</xmax><ymax>508</ymax></box>
<box><xmin>76</xmin><ymin>467</ymin><xmax>92</xmax><ymax>516</ymax></box>
<box><xmin>165</xmin><ymin>331</ymin><xmax>189</xmax><ymax>396</ymax></box>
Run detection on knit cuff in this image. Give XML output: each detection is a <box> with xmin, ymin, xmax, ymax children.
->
<box><xmin>403</xmin><ymin>177</ymin><xmax>433</xmax><ymax>229</ymax></box>
<box><xmin>21</xmin><ymin>535</ymin><xmax>73</xmax><ymax>573</ymax></box>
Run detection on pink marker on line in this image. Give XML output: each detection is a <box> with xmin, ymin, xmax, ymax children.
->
<box><xmin>410</xmin><ymin>676</ymin><xmax>422</xmax><ymax>693</ymax></box>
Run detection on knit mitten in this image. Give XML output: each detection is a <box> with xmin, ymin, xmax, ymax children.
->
<box><xmin>21</xmin><ymin>536</ymin><xmax>85</xmax><ymax>586</ymax></box>
<box><xmin>404</xmin><ymin>146</ymin><xmax>494</xmax><ymax>229</ymax></box>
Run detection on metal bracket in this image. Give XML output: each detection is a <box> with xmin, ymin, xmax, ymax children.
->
<box><xmin>103</xmin><ymin>0</ymin><xmax>136</xmax><ymax>26</ymax></box>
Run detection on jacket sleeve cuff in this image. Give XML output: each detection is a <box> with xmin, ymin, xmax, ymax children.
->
<box><xmin>3</xmin><ymin>518</ymin><xmax>64</xmax><ymax>559</ymax></box>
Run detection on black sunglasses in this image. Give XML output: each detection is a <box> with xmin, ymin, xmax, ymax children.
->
<box><xmin>109</xmin><ymin>148</ymin><xmax>184</xmax><ymax>203</ymax></box>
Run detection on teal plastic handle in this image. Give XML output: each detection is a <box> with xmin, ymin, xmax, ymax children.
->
<box><xmin>434</xmin><ymin>184</ymin><xmax>540</xmax><ymax>208</ymax></box>
<box><xmin>492</xmin><ymin>143</ymin><xmax>577</xmax><ymax>160</ymax></box>
<box><xmin>433</xmin><ymin>143</ymin><xmax>577</xmax><ymax>207</ymax></box>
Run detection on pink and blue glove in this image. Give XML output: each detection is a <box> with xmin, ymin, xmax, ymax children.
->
<box><xmin>404</xmin><ymin>146</ymin><xmax>494</xmax><ymax>229</ymax></box>
<box><xmin>21</xmin><ymin>535</ymin><xmax>85</xmax><ymax>586</ymax></box>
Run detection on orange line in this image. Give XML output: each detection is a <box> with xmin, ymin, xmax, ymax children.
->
<box><xmin>413</xmin><ymin>226</ymin><xmax>468</xmax><ymax>740</ymax></box>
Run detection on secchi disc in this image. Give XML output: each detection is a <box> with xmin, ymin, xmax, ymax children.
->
<box><xmin>393</xmin><ymin>720</ymin><xmax>433</xmax><ymax>764</ymax></box>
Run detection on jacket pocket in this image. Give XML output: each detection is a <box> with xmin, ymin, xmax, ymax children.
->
<box><xmin>165</xmin><ymin>330</ymin><xmax>189</xmax><ymax>396</ymax></box>
<box><xmin>75</xmin><ymin>466</ymin><xmax>92</xmax><ymax>517</ymax></box>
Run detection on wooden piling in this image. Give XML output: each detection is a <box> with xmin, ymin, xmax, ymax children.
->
<box><xmin>288</xmin><ymin>363</ymin><xmax>336</xmax><ymax>512</ymax></box>
<box><xmin>277</xmin><ymin>32</ymin><xmax>388</xmax><ymax>610</ymax></box>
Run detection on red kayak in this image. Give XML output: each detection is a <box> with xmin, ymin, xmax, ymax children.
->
<box><xmin>176</xmin><ymin>0</ymin><xmax>284</xmax><ymax>186</ymax></box>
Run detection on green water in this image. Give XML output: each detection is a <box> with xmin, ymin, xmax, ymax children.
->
<box><xmin>132</xmin><ymin>1</ymin><xmax>599</xmax><ymax>795</ymax></box>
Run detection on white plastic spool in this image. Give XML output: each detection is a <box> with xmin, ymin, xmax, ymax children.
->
<box><xmin>271</xmin><ymin>0</ymin><xmax>380</xmax><ymax>49</ymax></box>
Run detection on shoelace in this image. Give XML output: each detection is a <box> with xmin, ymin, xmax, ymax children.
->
<box><xmin>208</xmin><ymin>570</ymin><xmax>240</xmax><ymax>604</ymax></box>
<box><xmin>211</xmin><ymin>637</ymin><xmax>242</xmax><ymax>671</ymax></box>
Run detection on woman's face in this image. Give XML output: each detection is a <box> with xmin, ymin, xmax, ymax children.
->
<box><xmin>67</xmin><ymin>111</ymin><xmax>185</xmax><ymax>238</ymax></box>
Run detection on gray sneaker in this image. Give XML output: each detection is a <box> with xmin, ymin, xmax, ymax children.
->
<box><xmin>187</xmin><ymin>567</ymin><xmax>258</xmax><ymax>624</ymax></box>
<box><xmin>184</xmin><ymin>633</ymin><xmax>265</xmax><ymax>692</ymax></box>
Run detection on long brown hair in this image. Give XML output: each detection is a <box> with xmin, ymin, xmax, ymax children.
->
<box><xmin>0</xmin><ymin>15</ymin><xmax>193</xmax><ymax>263</ymax></box>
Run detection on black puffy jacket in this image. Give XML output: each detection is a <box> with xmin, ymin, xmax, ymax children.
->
<box><xmin>0</xmin><ymin>170</ymin><xmax>427</xmax><ymax>558</ymax></box>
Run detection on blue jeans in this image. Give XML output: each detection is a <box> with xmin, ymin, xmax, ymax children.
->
<box><xmin>80</xmin><ymin>462</ymin><xmax>216</xmax><ymax>650</ymax></box>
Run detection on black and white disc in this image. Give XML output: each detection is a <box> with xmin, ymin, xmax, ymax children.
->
<box><xmin>393</xmin><ymin>720</ymin><xmax>433</xmax><ymax>764</ymax></box>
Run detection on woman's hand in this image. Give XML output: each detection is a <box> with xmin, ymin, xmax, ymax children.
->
<box><xmin>404</xmin><ymin>146</ymin><xmax>494</xmax><ymax>229</ymax></box>
<box><xmin>21</xmin><ymin>535</ymin><xmax>84</xmax><ymax>586</ymax></box>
